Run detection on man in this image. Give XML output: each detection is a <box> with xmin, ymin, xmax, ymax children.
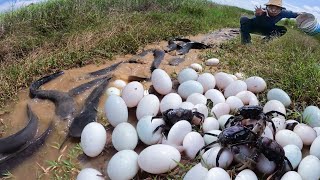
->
<box><xmin>240</xmin><ymin>0</ymin><xmax>301</xmax><ymax>44</ymax></box>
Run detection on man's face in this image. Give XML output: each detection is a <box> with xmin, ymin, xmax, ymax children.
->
<box><xmin>266</xmin><ymin>5</ymin><xmax>282</xmax><ymax>16</ymax></box>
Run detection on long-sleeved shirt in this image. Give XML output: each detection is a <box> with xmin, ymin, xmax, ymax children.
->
<box><xmin>252</xmin><ymin>9</ymin><xmax>299</xmax><ymax>28</ymax></box>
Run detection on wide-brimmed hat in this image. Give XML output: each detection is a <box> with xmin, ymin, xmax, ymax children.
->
<box><xmin>265</xmin><ymin>0</ymin><xmax>283</xmax><ymax>8</ymax></box>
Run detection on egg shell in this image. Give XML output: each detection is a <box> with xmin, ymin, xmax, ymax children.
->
<box><xmin>270</xmin><ymin>117</ymin><xmax>286</xmax><ymax>133</ymax></box>
<box><xmin>104</xmin><ymin>95</ymin><xmax>128</xmax><ymax>127</ymax></box>
<box><xmin>263</xmin><ymin>100</ymin><xmax>286</xmax><ymax>118</ymax></box>
<box><xmin>190</xmin><ymin>63</ymin><xmax>203</xmax><ymax>72</ymax></box>
<box><xmin>218</xmin><ymin>115</ymin><xmax>233</xmax><ymax>129</ymax></box>
<box><xmin>310</xmin><ymin>136</ymin><xmax>320</xmax><ymax>159</ymax></box>
<box><xmin>178</xmin><ymin>80</ymin><xmax>204</xmax><ymax>99</ymax></box>
<box><xmin>178</xmin><ymin>68</ymin><xmax>198</xmax><ymax>84</ymax></box>
<box><xmin>138</xmin><ymin>144</ymin><xmax>181</xmax><ymax>174</ymax></box>
<box><xmin>232</xmin><ymin>145</ymin><xmax>253</xmax><ymax>163</ymax></box>
<box><xmin>112</xmin><ymin>79</ymin><xmax>127</xmax><ymax>89</ymax></box>
<box><xmin>77</xmin><ymin>168</ymin><xmax>104</xmax><ymax>180</ymax></box>
<box><xmin>197</xmin><ymin>73</ymin><xmax>216</xmax><ymax>92</ymax></box>
<box><xmin>160</xmin><ymin>93</ymin><xmax>182</xmax><ymax>112</ymax></box>
<box><xmin>281</xmin><ymin>171</ymin><xmax>302</xmax><ymax>180</ymax></box>
<box><xmin>275</xmin><ymin>129</ymin><xmax>303</xmax><ymax>149</ymax></box>
<box><xmin>286</xmin><ymin>120</ymin><xmax>299</xmax><ymax>130</ymax></box>
<box><xmin>137</xmin><ymin>116</ymin><xmax>164</xmax><ymax>145</ymax></box>
<box><xmin>235</xmin><ymin>169</ymin><xmax>258</xmax><ymax>180</ymax></box>
<box><xmin>235</xmin><ymin>72</ymin><xmax>245</xmax><ymax>79</ymax></box>
<box><xmin>201</xmin><ymin>145</ymin><xmax>233</xmax><ymax>169</ymax></box>
<box><xmin>167</xmin><ymin>120</ymin><xmax>192</xmax><ymax>146</ymax></box>
<box><xmin>215</xmin><ymin>72</ymin><xmax>234</xmax><ymax>90</ymax></box>
<box><xmin>262</xmin><ymin>126</ymin><xmax>274</xmax><ymax>140</ymax></box>
<box><xmin>205</xmin><ymin>58</ymin><xmax>219</xmax><ymax>66</ymax></box>
<box><xmin>183</xmin><ymin>163</ymin><xmax>208</xmax><ymax>180</ymax></box>
<box><xmin>267</xmin><ymin>88</ymin><xmax>291</xmax><ymax>107</ymax></box>
<box><xmin>256</xmin><ymin>154</ymin><xmax>276</xmax><ymax>174</ymax></box>
<box><xmin>204</xmin><ymin>167</ymin><xmax>230</xmax><ymax>180</ymax></box>
<box><xmin>298</xmin><ymin>155</ymin><xmax>320</xmax><ymax>180</ymax></box>
<box><xmin>211</xmin><ymin>103</ymin><xmax>230</xmax><ymax>119</ymax></box>
<box><xmin>187</xmin><ymin>93</ymin><xmax>207</xmax><ymax>105</ymax></box>
<box><xmin>313</xmin><ymin>127</ymin><xmax>320</xmax><ymax>136</ymax></box>
<box><xmin>179</xmin><ymin>102</ymin><xmax>194</xmax><ymax>110</ymax></box>
<box><xmin>183</xmin><ymin>132</ymin><xmax>205</xmax><ymax>159</ymax></box>
<box><xmin>224</xmin><ymin>80</ymin><xmax>247</xmax><ymax>98</ymax></box>
<box><xmin>293</xmin><ymin>124</ymin><xmax>317</xmax><ymax>145</ymax></box>
<box><xmin>112</xmin><ymin>122</ymin><xmax>138</xmax><ymax>151</ymax></box>
<box><xmin>80</xmin><ymin>122</ymin><xmax>107</xmax><ymax>157</ymax></box>
<box><xmin>230</xmin><ymin>74</ymin><xmax>238</xmax><ymax>80</ymax></box>
<box><xmin>302</xmin><ymin>106</ymin><xmax>320</xmax><ymax>127</ymax></box>
<box><xmin>283</xmin><ymin>144</ymin><xmax>302</xmax><ymax>170</ymax></box>
<box><xmin>236</xmin><ymin>91</ymin><xmax>259</xmax><ymax>105</ymax></box>
<box><xmin>136</xmin><ymin>94</ymin><xmax>160</xmax><ymax>120</ymax></box>
<box><xmin>203</xmin><ymin>130</ymin><xmax>221</xmax><ymax>145</ymax></box>
<box><xmin>245</xmin><ymin>76</ymin><xmax>267</xmax><ymax>93</ymax></box>
<box><xmin>194</xmin><ymin>104</ymin><xmax>209</xmax><ymax>119</ymax></box>
<box><xmin>107</xmin><ymin>150</ymin><xmax>139</xmax><ymax>180</ymax></box>
<box><xmin>203</xmin><ymin>117</ymin><xmax>219</xmax><ymax>132</ymax></box>
<box><xmin>106</xmin><ymin>87</ymin><xmax>121</xmax><ymax>96</ymax></box>
<box><xmin>226</xmin><ymin>96</ymin><xmax>244</xmax><ymax>112</ymax></box>
<box><xmin>151</xmin><ymin>69</ymin><xmax>173</xmax><ymax>95</ymax></box>
<box><xmin>205</xmin><ymin>89</ymin><xmax>226</xmax><ymax>106</ymax></box>
<box><xmin>121</xmin><ymin>81</ymin><xmax>144</xmax><ymax>107</ymax></box>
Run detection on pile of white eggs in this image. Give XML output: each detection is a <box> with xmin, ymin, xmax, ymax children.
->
<box><xmin>77</xmin><ymin>61</ymin><xmax>320</xmax><ymax>180</ymax></box>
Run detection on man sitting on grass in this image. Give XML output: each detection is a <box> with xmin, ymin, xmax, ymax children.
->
<box><xmin>240</xmin><ymin>0</ymin><xmax>302</xmax><ymax>44</ymax></box>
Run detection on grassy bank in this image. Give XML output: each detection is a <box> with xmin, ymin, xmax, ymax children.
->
<box><xmin>0</xmin><ymin>0</ymin><xmax>249</xmax><ymax>109</ymax></box>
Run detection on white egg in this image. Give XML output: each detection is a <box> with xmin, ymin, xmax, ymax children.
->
<box><xmin>310</xmin><ymin>136</ymin><xmax>320</xmax><ymax>159</ymax></box>
<box><xmin>183</xmin><ymin>132</ymin><xmax>205</xmax><ymax>159</ymax></box>
<box><xmin>215</xmin><ymin>72</ymin><xmax>234</xmax><ymax>90</ymax></box>
<box><xmin>205</xmin><ymin>89</ymin><xmax>226</xmax><ymax>106</ymax></box>
<box><xmin>235</xmin><ymin>72</ymin><xmax>245</xmax><ymax>79</ymax></box>
<box><xmin>204</xmin><ymin>167</ymin><xmax>230</xmax><ymax>180</ymax></box>
<box><xmin>203</xmin><ymin>117</ymin><xmax>220</xmax><ymax>132</ymax></box>
<box><xmin>194</xmin><ymin>104</ymin><xmax>209</xmax><ymax>119</ymax></box>
<box><xmin>256</xmin><ymin>154</ymin><xmax>276</xmax><ymax>174</ymax></box>
<box><xmin>167</xmin><ymin>120</ymin><xmax>192</xmax><ymax>146</ymax></box>
<box><xmin>138</xmin><ymin>144</ymin><xmax>181</xmax><ymax>174</ymax></box>
<box><xmin>187</xmin><ymin>93</ymin><xmax>207</xmax><ymax>105</ymax></box>
<box><xmin>121</xmin><ymin>81</ymin><xmax>144</xmax><ymax>107</ymax></box>
<box><xmin>80</xmin><ymin>122</ymin><xmax>107</xmax><ymax>157</ymax></box>
<box><xmin>178</xmin><ymin>80</ymin><xmax>204</xmax><ymax>99</ymax></box>
<box><xmin>230</xmin><ymin>74</ymin><xmax>238</xmax><ymax>80</ymax></box>
<box><xmin>293</xmin><ymin>123</ymin><xmax>317</xmax><ymax>145</ymax></box>
<box><xmin>236</xmin><ymin>91</ymin><xmax>259</xmax><ymax>105</ymax></box>
<box><xmin>267</xmin><ymin>88</ymin><xmax>291</xmax><ymax>107</ymax></box>
<box><xmin>298</xmin><ymin>155</ymin><xmax>320</xmax><ymax>180</ymax></box>
<box><xmin>151</xmin><ymin>69</ymin><xmax>172</xmax><ymax>95</ymax></box>
<box><xmin>302</xmin><ymin>106</ymin><xmax>320</xmax><ymax>127</ymax></box>
<box><xmin>179</xmin><ymin>102</ymin><xmax>195</xmax><ymax>110</ymax></box>
<box><xmin>183</xmin><ymin>163</ymin><xmax>208</xmax><ymax>180</ymax></box>
<box><xmin>235</xmin><ymin>169</ymin><xmax>258</xmax><ymax>180</ymax></box>
<box><xmin>104</xmin><ymin>95</ymin><xmax>128</xmax><ymax>127</ymax></box>
<box><xmin>77</xmin><ymin>168</ymin><xmax>104</xmax><ymax>180</ymax></box>
<box><xmin>275</xmin><ymin>129</ymin><xmax>303</xmax><ymax>149</ymax></box>
<box><xmin>136</xmin><ymin>116</ymin><xmax>164</xmax><ymax>145</ymax></box>
<box><xmin>107</xmin><ymin>150</ymin><xmax>139</xmax><ymax>180</ymax></box>
<box><xmin>263</xmin><ymin>100</ymin><xmax>286</xmax><ymax>118</ymax></box>
<box><xmin>160</xmin><ymin>93</ymin><xmax>182</xmax><ymax>113</ymax></box>
<box><xmin>178</xmin><ymin>68</ymin><xmax>198</xmax><ymax>84</ymax></box>
<box><xmin>136</xmin><ymin>94</ymin><xmax>160</xmax><ymax>120</ymax></box>
<box><xmin>112</xmin><ymin>122</ymin><xmax>138</xmax><ymax>151</ymax></box>
<box><xmin>190</xmin><ymin>63</ymin><xmax>203</xmax><ymax>72</ymax></box>
<box><xmin>245</xmin><ymin>76</ymin><xmax>267</xmax><ymax>93</ymax></box>
<box><xmin>218</xmin><ymin>115</ymin><xmax>233</xmax><ymax>129</ymax></box>
<box><xmin>203</xmin><ymin>130</ymin><xmax>221</xmax><ymax>145</ymax></box>
<box><xmin>226</xmin><ymin>96</ymin><xmax>244</xmax><ymax>112</ymax></box>
<box><xmin>281</xmin><ymin>171</ymin><xmax>302</xmax><ymax>180</ymax></box>
<box><xmin>205</xmin><ymin>58</ymin><xmax>219</xmax><ymax>66</ymax></box>
<box><xmin>313</xmin><ymin>127</ymin><xmax>320</xmax><ymax>136</ymax></box>
<box><xmin>201</xmin><ymin>145</ymin><xmax>233</xmax><ymax>169</ymax></box>
<box><xmin>270</xmin><ymin>117</ymin><xmax>286</xmax><ymax>133</ymax></box>
<box><xmin>211</xmin><ymin>103</ymin><xmax>230</xmax><ymax>119</ymax></box>
<box><xmin>197</xmin><ymin>73</ymin><xmax>216</xmax><ymax>92</ymax></box>
<box><xmin>224</xmin><ymin>80</ymin><xmax>247</xmax><ymax>98</ymax></box>
<box><xmin>112</xmin><ymin>79</ymin><xmax>127</xmax><ymax>89</ymax></box>
<box><xmin>283</xmin><ymin>144</ymin><xmax>302</xmax><ymax>170</ymax></box>
<box><xmin>106</xmin><ymin>87</ymin><xmax>121</xmax><ymax>96</ymax></box>
<box><xmin>262</xmin><ymin>126</ymin><xmax>274</xmax><ymax>140</ymax></box>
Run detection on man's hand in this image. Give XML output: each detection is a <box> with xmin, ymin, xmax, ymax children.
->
<box><xmin>255</xmin><ymin>5</ymin><xmax>266</xmax><ymax>16</ymax></box>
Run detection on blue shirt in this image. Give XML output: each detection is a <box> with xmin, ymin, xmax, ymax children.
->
<box><xmin>252</xmin><ymin>9</ymin><xmax>299</xmax><ymax>28</ymax></box>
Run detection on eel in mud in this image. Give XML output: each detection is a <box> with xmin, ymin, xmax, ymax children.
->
<box><xmin>87</xmin><ymin>61</ymin><xmax>123</xmax><ymax>77</ymax></box>
<box><xmin>0</xmin><ymin>104</ymin><xmax>38</xmax><ymax>154</ymax></box>
<box><xmin>164</xmin><ymin>38</ymin><xmax>191</xmax><ymax>52</ymax></box>
<box><xmin>150</xmin><ymin>49</ymin><xmax>165</xmax><ymax>73</ymax></box>
<box><xmin>0</xmin><ymin>121</ymin><xmax>53</xmax><ymax>177</ymax></box>
<box><xmin>168</xmin><ymin>57</ymin><xmax>185</xmax><ymax>66</ymax></box>
<box><xmin>177</xmin><ymin>42</ymin><xmax>211</xmax><ymax>55</ymax></box>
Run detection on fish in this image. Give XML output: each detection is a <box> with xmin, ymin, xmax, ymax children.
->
<box><xmin>0</xmin><ymin>121</ymin><xmax>53</xmax><ymax>177</ymax></box>
<box><xmin>168</xmin><ymin>57</ymin><xmax>185</xmax><ymax>66</ymax></box>
<box><xmin>150</xmin><ymin>49</ymin><xmax>165</xmax><ymax>73</ymax></box>
<box><xmin>0</xmin><ymin>104</ymin><xmax>38</xmax><ymax>154</ymax></box>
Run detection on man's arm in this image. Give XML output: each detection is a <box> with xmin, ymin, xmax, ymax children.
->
<box><xmin>282</xmin><ymin>10</ymin><xmax>301</xmax><ymax>18</ymax></box>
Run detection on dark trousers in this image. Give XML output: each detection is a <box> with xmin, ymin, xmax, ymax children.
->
<box><xmin>240</xmin><ymin>16</ymin><xmax>287</xmax><ymax>44</ymax></box>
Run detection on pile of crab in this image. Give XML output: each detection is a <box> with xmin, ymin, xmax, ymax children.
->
<box><xmin>77</xmin><ymin>66</ymin><xmax>320</xmax><ymax>180</ymax></box>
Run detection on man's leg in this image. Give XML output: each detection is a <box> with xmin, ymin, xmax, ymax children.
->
<box><xmin>240</xmin><ymin>16</ymin><xmax>253</xmax><ymax>44</ymax></box>
<box><xmin>263</xmin><ymin>25</ymin><xmax>287</xmax><ymax>42</ymax></box>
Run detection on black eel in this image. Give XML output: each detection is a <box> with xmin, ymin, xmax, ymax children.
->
<box><xmin>177</xmin><ymin>42</ymin><xmax>211</xmax><ymax>55</ymax></box>
<box><xmin>150</xmin><ymin>49</ymin><xmax>165</xmax><ymax>73</ymax></box>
